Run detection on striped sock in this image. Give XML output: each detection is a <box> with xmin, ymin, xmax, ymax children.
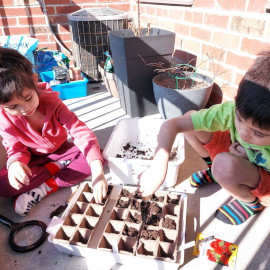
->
<box><xmin>189</xmin><ymin>157</ymin><xmax>216</xmax><ymax>188</ymax></box>
<box><xmin>215</xmin><ymin>198</ymin><xmax>263</xmax><ymax>225</ymax></box>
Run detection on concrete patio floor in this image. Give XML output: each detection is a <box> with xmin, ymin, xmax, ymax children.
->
<box><xmin>0</xmin><ymin>82</ymin><xmax>269</xmax><ymax>270</ymax></box>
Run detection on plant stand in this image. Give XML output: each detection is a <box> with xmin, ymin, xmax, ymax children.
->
<box><xmin>108</xmin><ymin>28</ymin><xmax>176</xmax><ymax>117</ymax></box>
<box><xmin>98</xmin><ymin>62</ymin><xmax>119</xmax><ymax>98</ymax></box>
<box><xmin>153</xmin><ymin>72</ymin><xmax>214</xmax><ymax>119</ymax></box>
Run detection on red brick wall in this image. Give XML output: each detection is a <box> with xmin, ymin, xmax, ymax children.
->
<box><xmin>0</xmin><ymin>0</ymin><xmax>269</xmax><ymax>103</ymax></box>
<box><xmin>0</xmin><ymin>0</ymin><xmax>130</xmax><ymax>61</ymax></box>
<box><xmin>131</xmin><ymin>0</ymin><xmax>270</xmax><ymax>103</ymax></box>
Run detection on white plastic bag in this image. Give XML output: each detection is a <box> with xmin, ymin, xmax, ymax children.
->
<box><xmin>0</xmin><ymin>35</ymin><xmax>38</xmax><ymax>67</ymax></box>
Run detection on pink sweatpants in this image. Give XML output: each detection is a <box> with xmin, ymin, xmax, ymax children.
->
<box><xmin>0</xmin><ymin>141</ymin><xmax>99</xmax><ymax>197</ymax></box>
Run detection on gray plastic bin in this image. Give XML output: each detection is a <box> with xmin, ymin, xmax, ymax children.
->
<box><xmin>68</xmin><ymin>8</ymin><xmax>128</xmax><ymax>81</ymax></box>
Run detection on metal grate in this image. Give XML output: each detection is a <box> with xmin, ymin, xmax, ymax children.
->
<box><xmin>68</xmin><ymin>8</ymin><xmax>128</xmax><ymax>81</ymax></box>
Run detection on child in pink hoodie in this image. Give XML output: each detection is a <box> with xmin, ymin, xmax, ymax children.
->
<box><xmin>0</xmin><ymin>47</ymin><xmax>108</xmax><ymax>216</ymax></box>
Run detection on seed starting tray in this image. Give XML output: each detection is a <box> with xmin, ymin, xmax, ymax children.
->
<box><xmin>48</xmin><ymin>181</ymin><xmax>187</xmax><ymax>269</ymax></box>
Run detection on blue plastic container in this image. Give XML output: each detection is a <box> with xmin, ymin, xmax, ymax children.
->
<box><xmin>40</xmin><ymin>70</ymin><xmax>88</xmax><ymax>100</ymax></box>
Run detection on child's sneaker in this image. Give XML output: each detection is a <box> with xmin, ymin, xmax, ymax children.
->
<box><xmin>15</xmin><ymin>177</ymin><xmax>58</xmax><ymax>216</ymax></box>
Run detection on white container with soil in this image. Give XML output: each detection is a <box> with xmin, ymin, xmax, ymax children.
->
<box><xmin>153</xmin><ymin>65</ymin><xmax>214</xmax><ymax>119</ymax></box>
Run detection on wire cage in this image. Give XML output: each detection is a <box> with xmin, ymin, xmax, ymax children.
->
<box><xmin>68</xmin><ymin>8</ymin><xmax>128</xmax><ymax>81</ymax></box>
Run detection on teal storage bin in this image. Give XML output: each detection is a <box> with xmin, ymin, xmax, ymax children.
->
<box><xmin>40</xmin><ymin>70</ymin><xmax>88</xmax><ymax>100</ymax></box>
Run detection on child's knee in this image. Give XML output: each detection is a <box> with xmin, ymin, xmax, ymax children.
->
<box><xmin>212</xmin><ymin>152</ymin><xmax>238</xmax><ymax>182</ymax></box>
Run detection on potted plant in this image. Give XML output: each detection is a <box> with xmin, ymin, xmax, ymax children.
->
<box><xmin>152</xmin><ymin>64</ymin><xmax>214</xmax><ymax>119</ymax></box>
<box><xmin>108</xmin><ymin>0</ymin><xmax>176</xmax><ymax>117</ymax></box>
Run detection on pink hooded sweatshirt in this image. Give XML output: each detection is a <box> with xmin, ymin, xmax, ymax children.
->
<box><xmin>0</xmin><ymin>82</ymin><xmax>103</xmax><ymax>168</ymax></box>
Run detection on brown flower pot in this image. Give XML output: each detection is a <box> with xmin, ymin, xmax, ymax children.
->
<box><xmin>98</xmin><ymin>62</ymin><xmax>119</xmax><ymax>99</ymax></box>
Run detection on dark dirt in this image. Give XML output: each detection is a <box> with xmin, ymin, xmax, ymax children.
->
<box><xmin>167</xmin><ymin>195</ymin><xmax>180</xmax><ymax>204</ymax></box>
<box><xmin>121</xmin><ymin>189</ymin><xmax>133</xmax><ymax>198</ymax></box>
<box><xmin>131</xmin><ymin>200</ymin><xmax>141</xmax><ymax>210</ymax></box>
<box><xmin>117</xmin><ymin>199</ymin><xmax>130</xmax><ymax>208</ymax></box>
<box><xmin>126</xmin><ymin>212</ymin><xmax>142</xmax><ymax>224</ymax></box>
<box><xmin>141</xmin><ymin>228</ymin><xmax>159</xmax><ymax>240</ymax></box>
<box><xmin>162</xmin><ymin>217</ymin><xmax>176</xmax><ymax>230</ymax></box>
<box><xmin>50</xmin><ymin>204</ymin><xmax>68</xmax><ymax>219</ymax></box>
<box><xmin>151</xmin><ymin>194</ymin><xmax>164</xmax><ymax>202</ymax></box>
<box><xmin>145</xmin><ymin>214</ymin><xmax>160</xmax><ymax>226</ymax></box>
<box><xmin>116</xmin><ymin>144</ymin><xmax>178</xmax><ymax>161</ymax></box>
<box><xmin>122</xmin><ymin>226</ymin><xmax>139</xmax><ymax>237</ymax></box>
<box><xmin>153</xmin><ymin>72</ymin><xmax>210</xmax><ymax>90</ymax></box>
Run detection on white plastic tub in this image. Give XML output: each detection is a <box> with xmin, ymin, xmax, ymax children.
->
<box><xmin>103</xmin><ymin>118</ymin><xmax>185</xmax><ymax>187</ymax></box>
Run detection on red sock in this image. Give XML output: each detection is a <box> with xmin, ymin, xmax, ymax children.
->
<box><xmin>45</xmin><ymin>177</ymin><xmax>59</xmax><ymax>195</ymax></box>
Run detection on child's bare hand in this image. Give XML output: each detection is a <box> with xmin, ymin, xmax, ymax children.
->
<box><xmin>8</xmin><ymin>161</ymin><xmax>32</xmax><ymax>190</ymax></box>
<box><xmin>259</xmin><ymin>196</ymin><xmax>270</xmax><ymax>207</ymax></box>
<box><xmin>92</xmin><ymin>174</ymin><xmax>108</xmax><ymax>204</ymax></box>
<box><xmin>229</xmin><ymin>142</ymin><xmax>248</xmax><ymax>159</ymax></box>
<box><xmin>137</xmin><ymin>168</ymin><xmax>164</xmax><ymax>198</ymax></box>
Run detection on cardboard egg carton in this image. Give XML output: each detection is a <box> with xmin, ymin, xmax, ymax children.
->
<box><xmin>48</xmin><ymin>182</ymin><xmax>187</xmax><ymax>269</ymax></box>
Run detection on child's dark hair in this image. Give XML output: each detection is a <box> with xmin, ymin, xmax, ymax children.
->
<box><xmin>0</xmin><ymin>47</ymin><xmax>36</xmax><ymax>104</ymax></box>
<box><xmin>235</xmin><ymin>50</ymin><xmax>270</xmax><ymax>130</ymax></box>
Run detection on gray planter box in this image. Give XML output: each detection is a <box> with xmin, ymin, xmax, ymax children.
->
<box><xmin>108</xmin><ymin>28</ymin><xmax>176</xmax><ymax>117</ymax></box>
<box><xmin>153</xmin><ymin>72</ymin><xmax>214</xmax><ymax>119</ymax></box>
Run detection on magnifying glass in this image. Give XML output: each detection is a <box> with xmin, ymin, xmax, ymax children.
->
<box><xmin>0</xmin><ymin>214</ymin><xmax>48</xmax><ymax>252</ymax></box>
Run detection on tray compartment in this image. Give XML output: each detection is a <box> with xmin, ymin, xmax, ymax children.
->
<box><xmin>70</xmin><ymin>228</ymin><xmax>93</xmax><ymax>246</ymax></box>
<box><xmin>118</xmin><ymin>236</ymin><xmax>138</xmax><ymax>255</ymax></box>
<box><xmin>136</xmin><ymin>239</ymin><xmax>157</xmax><ymax>258</ymax></box>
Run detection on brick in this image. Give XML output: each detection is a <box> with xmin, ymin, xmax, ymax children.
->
<box><xmin>159</xmin><ymin>20</ymin><xmax>174</xmax><ymax>32</ymax></box>
<box><xmin>204</xmin><ymin>13</ymin><xmax>229</xmax><ymax>29</ymax></box>
<box><xmin>190</xmin><ymin>26</ymin><xmax>211</xmax><ymax>42</ymax></box>
<box><xmin>55</xmin><ymin>6</ymin><xmax>80</xmax><ymax>15</ymax></box>
<box><xmin>156</xmin><ymin>7</ymin><xmax>168</xmax><ymax>17</ymax></box>
<box><xmin>43</xmin><ymin>0</ymin><xmax>70</xmax><ymax>4</ymax></box>
<box><xmin>27</xmin><ymin>6</ymin><xmax>45</xmax><ymax>16</ymax></box>
<box><xmin>58</xmin><ymin>24</ymin><xmax>69</xmax><ymax>33</ymax></box>
<box><xmin>0</xmin><ymin>7</ymin><xmax>27</xmax><ymax>17</ymax></box>
<box><xmin>196</xmin><ymin>55</ymin><xmax>209</xmax><ymax>71</ymax></box>
<box><xmin>1</xmin><ymin>0</ymin><xmax>14</xmax><ymax>6</ymax></box>
<box><xmin>108</xmin><ymin>4</ymin><xmax>130</xmax><ymax>12</ymax></box>
<box><xmin>247</xmin><ymin>0</ymin><xmax>266</xmax><ymax>13</ymax></box>
<box><xmin>235</xmin><ymin>72</ymin><xmax>245</xmax><ymax>86</ymax></box>
<box><xmin>216</xmin><ymin>0</ymin><xmax>245</xmax><ymax>11</ymax></box>
<box><xmin>175</xmin><ymin>35</ymin><xmax>183</xmax><ymax>48</ymax></box>
<box><xmin>57</xmin><ymin>33</ymin><xmax>71</xmax><ymax>41</ymax></box>
<box><xmin>72</xmin><ymin>0</ymin><xmax>97</xmax><ymax>3</ymax></box>
<box><xmin>169</xmin><ymin>9</ymin><xmax>184</xmax><ymax>21</ymax></box>
<box><xmin>212</xmin><ymin>32</ymin><xmax>240</xmax><ymax>50</ymax></box>
<box><xmin>221</xmin><ymin>84</ymin><xmax>238</xmax><ymax>101</ymax></box>
<box><xmin>98</xmin><ymin>0</ymin><xmax>121</xmax><ymax>2</ymax></box>
<box><xmin>49</xmin><ymin>15</ymin><xmax>68</xmax><ymax>24</ymax></box>
<box><xmin>202</xmin><ymin>44</ymin><xmax>226</xmax><ymax>63</ymax></box>
<box><xmin>226</xmin><ymin>52</ymin><xmax>255</xmax><ymax>71</ymax></box>
<box><xmin>210</xmin><ymin>62</ymin><xmax>234</xmax><ymax>83</ymax></box>
<box><xmin>16</xmin><ymin>0</ymin><xmax>38</xmax><ymax>5</ymax></box>
<box><xmin>145</xmin><ymin>5</ymin><xmax>155</xmax><ymax>16</ymax></box>
<box><xmin>241</xmin><ymin>38</ymin><xmax>269</xmax><ymax>55</ymax></box>
<box><xmin>231</xmin><ymin>16</ymin><xmax>265</xmax><ymax>36</ymax></box>
<box><xmin>182</xmin><ymin>39</ymin><xmax>201</xmax><ymax>55</ymax></box>
<box><xmin>19</xmin><ymin>16</ymin><xmax>46</xmax><ymax>25</ymax></box>
<box><xmin>31</xmin><ymin>25</ymin><xmax>50</xmax><ymax>33</ymax></box>
<box><xmin>0</xmin><ymin>17</ymin><xmax>17</xmax><ymax>27</ymax></box>
<box><xmin>193</xmin><ymin>0</ymin><xmax>215</xmax><ymax>8</ymax></box>
<box><xmin>184</xmin><ymin>11</ymin><xmax>203</xmax><ymax>24</ymax></box>
<box><xmin>3</xmin><ymin>26</ymin><xmax>31</xmax><ymax>35</ymax></box>
<box><xmin>37</xmin><ymin>42</ymin><xmax>60</xmax><ymax>50</ymax></box>
<box><xmin>175</xmin><ymin>22</ymin><xmax>190</xmax><ymax>36</ymax></box>
<box><xmin>45</xmin><ymin>6</ymin><xmax>55</xmax><ymax>15</ymax></box>
<box><xmin>31</xmin><ymin>34</ymin><xmax>49</xmax><ymax>43</ymax></box>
